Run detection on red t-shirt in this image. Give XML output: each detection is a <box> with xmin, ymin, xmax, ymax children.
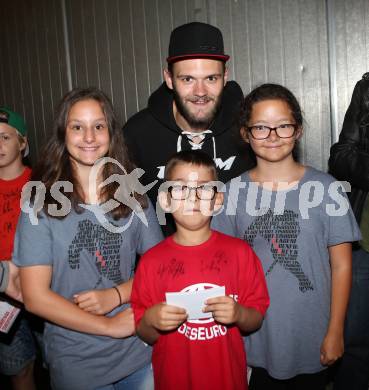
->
<box><xmin>131</xmin><ymin>230</ymin><xmax>269</xmax><ymax>390</ymax></box>
<box><xmin>0</xmin><ymin>167</ymin><xmax>31</xmax><ymax>260</ymax></box>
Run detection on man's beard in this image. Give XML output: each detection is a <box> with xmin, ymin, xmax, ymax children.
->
<box><xmin>173</xmin><ymin>88</ymin><xmax>223</xmax><ymax>131</ymax></box>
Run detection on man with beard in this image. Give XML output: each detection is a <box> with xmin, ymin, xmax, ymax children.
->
<box><xmin>123</xmin><ymin>22</ymin><xmax>254</xmax><ymax>233</ymax></box>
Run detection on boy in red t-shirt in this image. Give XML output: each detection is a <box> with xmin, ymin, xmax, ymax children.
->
<box><xmin>0</xmin><ymin>107</ymin><xmax>36</xmax><ymax>389</ymax></box>
<box><xmin>131</xmin><ymin>150</ymin><xmax>269</xmax><ymax>390</ymax></box>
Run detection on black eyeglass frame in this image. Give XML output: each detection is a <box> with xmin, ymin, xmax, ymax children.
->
<box><xmin>168</xmin><ymin>184</ymin><xmax>218</xmax><ymax>200</ymax></box>
<box><xmin>247</xmin><ymin>124</ymin><xmax>298</xmax><ymax>140</ymax></box>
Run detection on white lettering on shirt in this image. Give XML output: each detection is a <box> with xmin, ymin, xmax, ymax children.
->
<box><xmin>214</xmin><ymin>156</ymin><xmax>236</xmax><ymax>171</ymax></box>
<box><xmin>178</xmin><ymin>323</ymin><xmax>228</xmax><ymax>341</ymax></box>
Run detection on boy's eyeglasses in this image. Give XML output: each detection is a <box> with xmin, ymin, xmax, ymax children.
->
<box><xmin>168</xmin><ymin>184</ymin><xmax>217</xmax><ymax>200</ymax></box>
<box><xmin>247</xmin><ymin>124</ymin><xmax>298</xmax><ymax>140</ymax></box>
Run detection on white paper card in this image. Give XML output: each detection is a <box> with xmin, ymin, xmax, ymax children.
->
<box><xmin>166</xmin><ymin>286</ymin><xmax>225</xmax><ymax>320</ymax></box>
<box><xmin>0</xmin><ymin>300</ymin><xmax>20</xmax><ymax>333</ymax></box>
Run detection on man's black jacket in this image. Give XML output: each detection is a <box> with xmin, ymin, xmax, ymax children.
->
<box><xmin>329</xmin><ymin>72</ymin><xmax>369</xmax><ymax>223</ymax></box>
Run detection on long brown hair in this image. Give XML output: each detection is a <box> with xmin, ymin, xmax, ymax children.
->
<box><xmin>32</xmin><ymin>87</ymin><xmax>147</xmax><ymax>219</ymax></box>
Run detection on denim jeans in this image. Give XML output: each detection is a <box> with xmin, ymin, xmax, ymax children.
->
<box><xmin>95</xmin><ymin>364</ymin><xmax>153</xmax><ymax>390</ymax></box>
<box><xmin>0</xmin><ymin>317</ymin><xmax>37</xmax><ymax>376</ymax></box>
<box><xmin>334</xmin><ymin>248</ymin><xmax>369</xmax><ymax>390</ymax></box>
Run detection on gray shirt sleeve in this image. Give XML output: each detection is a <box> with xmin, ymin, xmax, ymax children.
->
<box><xmin>13</xmin><ymin>211</ymin><xmax>53</xmax><ymax>267</ymax></box>
<box><xmin>0</xmin><ymin>261</ymin><xmax>9</xmax><ymax>292</ymax></box>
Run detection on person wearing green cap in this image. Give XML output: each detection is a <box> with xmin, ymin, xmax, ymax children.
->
<box><xmin>0</xmin><ymin>107</ymin><xmax>37</xmax><ymax>390</ymax></box>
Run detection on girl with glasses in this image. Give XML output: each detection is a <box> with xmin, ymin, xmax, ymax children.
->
<box><xmin>212</xmin><ymin>83</ymin><xmax>361</xmax><ymax>389</ymax></box>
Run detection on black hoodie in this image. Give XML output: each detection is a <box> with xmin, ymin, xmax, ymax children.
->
<box><xmin>123</xmin><ymin>80</ymin><xmax>255</xmax><ymax>206</ymax></box>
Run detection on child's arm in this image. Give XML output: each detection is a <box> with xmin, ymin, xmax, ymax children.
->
<box><xmin>20</xmin><ymin>265</ymin><xmax>135</xmax><ymax>338</ymax></box>
<box><xmin>204</xmin><ymin>296</ymin><xmax>263</xmax><ymax>332</ymax></box>
<box><xmin>73</xmin><ymin>279</ymin><xmax>133</xmax><ymax>315</ymax></box>
<box><xmin>137</xmin><ymin>303</ymin><xmax>187</xmax><ymax>345</ymax></box>
<box><xmin>320</xmin><ymin>242</ymin><xmax>352</xmax><ymax>366</ymax></box>
<box><xmin>0</xmin><ymin>261</ymin><xmax>23</xmax><ymax>302</ymax></box>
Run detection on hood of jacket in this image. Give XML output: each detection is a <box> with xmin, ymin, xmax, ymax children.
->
<box><xmin>147</xmin><ymin>80</ymin><xmax>243</xmax><ymax>137</ymax></box>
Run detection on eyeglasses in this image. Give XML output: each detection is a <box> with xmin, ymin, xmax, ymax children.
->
<box><xmin>168</xmin><ymin>184</ymin><xmax>217</xmax><ymax>200</ymax></box>
<box><xmin>247</xmin><ymin>124</ymin><xmax>298</xmax><ymax>140</ymax></box>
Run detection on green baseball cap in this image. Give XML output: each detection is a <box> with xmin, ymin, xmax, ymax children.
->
<box><xmin>0</xmin><ymin>107</ymin><xmax>27</xmax><ymax>136</ymax></box>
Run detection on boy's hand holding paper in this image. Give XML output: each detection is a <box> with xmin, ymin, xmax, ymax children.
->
<box><xmin>166</xmin><ymin>286</ymin><xmax>225</xmax><ymax>320</ymax></box>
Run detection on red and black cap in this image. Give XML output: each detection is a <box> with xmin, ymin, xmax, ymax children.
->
<box><xmin>167</xmin><ymin>22</ymin><xmax>230</xmax><ymax>64</ymax></box>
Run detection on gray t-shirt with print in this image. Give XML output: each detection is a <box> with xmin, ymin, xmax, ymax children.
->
<box><xmin>13</xmin><ymin>201</ymin><xmax>163</xmax><ymax>390</ymax></box>
<box><xmin>212</xmin><ymin>167</ymin><xmax>361</xmax><ymax>379</ymax></box>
